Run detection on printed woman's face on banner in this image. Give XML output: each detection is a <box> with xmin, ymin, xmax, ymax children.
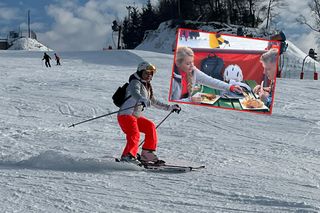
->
<box><xmin>179</xmin><ymin>56</ymin><xmax>194</xmax><ymax>73</ymax></box>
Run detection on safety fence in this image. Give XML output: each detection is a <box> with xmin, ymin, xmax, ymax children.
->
<box><xmin>279</xmin><ymin>54</ymin><xmax>318</xmax><ymax>80</ymax></box>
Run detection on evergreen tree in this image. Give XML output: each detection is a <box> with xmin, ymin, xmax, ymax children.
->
<box><xmin>156</xmin><ymin>0</ymin><xmax>179</xmax><ymax>23</ymax></box>
<box><xmin>122</xmin><ymin>7</ymin><xmax>144</xmax><ymax>49</ymax></box>
<box><xmin>141</xmin><ymin>0</ymin><xmax>159</xmax><ymax>33</ymax></box>
<box><xmin>120</xmin><ymin>0</ymin><xmax>281</xmax><ymax>49</ymax></box>
<box><xmin>121</xmin><ymin>17</ymin><xmax>130</xmax><ymax>49</ymax></box>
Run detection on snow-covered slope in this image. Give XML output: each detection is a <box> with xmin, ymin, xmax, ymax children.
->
<box><xmin>0</xmin><ymin>50</ymin><xmax>319</xmax><ymax>212</ymax></box>
<box><xmin>8</xmin><ymin>37</ymin><xmax>52</xmax><ymax>51</ymax></box>
<box><xmin>135</xmin><ymin>21</ymin><xmax>177</xmax><ymax>53</ymax></box>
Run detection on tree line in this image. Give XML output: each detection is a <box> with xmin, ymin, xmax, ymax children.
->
<box><xmin>120</xmin><ymin>0</ymin><xmax>282</xmax><ymax>49</ymax></box>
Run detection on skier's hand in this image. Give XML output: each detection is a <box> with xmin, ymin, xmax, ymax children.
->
<box><xmin>169</xmin><ymin>104</ymin><xmax>181</xmax><ymax>114</ymax></box>
<box><xmin>140</xmin><ymin>98</ymin><xmax>151</xmax><ymax>108</ymax></box>
<box><xmin>253</xmin><ymin>85</ymin><xmax>261</xmax><ymax>94</ymax></box>
<box><xmin>259</xmin><ymin>91</ymin><xmax>270</xmax><ymax>103</ymax></box>
<box><xmin>191</xmin><ymin>96</ymin><xmax>202</xmax><ymax>103</ymax></box>
<box><xmin>230</xmin><ymin>85</ymin><xmax>243</xmax><ymax>94</ymax></box>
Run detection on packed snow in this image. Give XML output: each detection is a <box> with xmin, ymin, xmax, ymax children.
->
<box><xmin>8</xmin><ymin>38</ymin><xmax>52</xmax><ymax>51</ymax></box>
<box><xmin>0</xmin><ymin>48</ymin><xmax>319</xmax><ymax>212</ymax></box>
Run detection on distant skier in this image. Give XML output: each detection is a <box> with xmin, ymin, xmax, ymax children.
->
<box><xmin>180</xmin><ymin>29</ymin><xmax>190</xmax><ymax>41</ymax></box>
<box><xmin>117</xmin><ymin>61</ymin><xmax>181</xmax><ymax>165</ymax></box>
<box><xmin>209</xmin><ymin>33</ymin><xmax>229</xmax><ymax>48</ymax></box>
<box><xmin>54</xmin><ymin>53</ymin><xmax>61</xmax><ymax>65</ymax></box>
<box><xmin>42</xmin><ymin>52</ymin><xmax>51</xmax><ymax>68</ymax></box>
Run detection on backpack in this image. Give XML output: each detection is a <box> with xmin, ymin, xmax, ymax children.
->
<box><xmin>112</xmin><ymin>83</ymin><xmax>131</xmax><ymax>107</ymax></box>
<box><xmin>200</xmin><ymin>54</ymin><xmax>224</xmax><ymax>80</ymax></box>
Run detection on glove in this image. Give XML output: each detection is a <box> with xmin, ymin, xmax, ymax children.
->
<box><xmin>169</xmin><ymin>104</ymin><xmax>181</xmax><ymax>114</ymax></box>
<box><xmin>140</xmin><ymin>98</ymin><xmax>151</xmax><ymax>108</ymax></box>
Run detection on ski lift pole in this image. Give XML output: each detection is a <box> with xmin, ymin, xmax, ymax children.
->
<box><xmin>138</xmin><ymin>110</ymin><xmax>175</xmax><ymax>147</ymax></box>
<box><xmin>68</xmin><ymin>104</ymin><xmax>142</xmax><ymax>128</ymax></box>
<box><xmin>301</xmin><ymin>55</ymin><xmax>309</xmax><ymax>79</ymax></box>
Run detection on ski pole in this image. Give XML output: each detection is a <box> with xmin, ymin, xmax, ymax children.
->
<box><xmin>138</xmin><ymin>110</ymin><xmax>174</xmax><ymax>147</ymax></box>
<box><xmin>68</xmin><ymin>104</ymin><xmax>142</xmax><ymax>128</ymax></box>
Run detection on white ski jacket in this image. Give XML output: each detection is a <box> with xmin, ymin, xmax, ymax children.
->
<box><xmin>118</xmin><ymin>72</ymin><xmax>171</xmax><ymax>117</ymax></box>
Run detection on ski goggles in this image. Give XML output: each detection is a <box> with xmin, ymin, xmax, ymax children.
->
<box><xmin>144</xmin><ymin>64</ymin><xmax>157</xmax><ymax>73</ymax></box>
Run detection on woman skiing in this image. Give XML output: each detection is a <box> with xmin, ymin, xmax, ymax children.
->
<box><xmin>118</xmin><ymin>61</ymin><xmax>181</xmax><ymax>165</ymax></box>
<box><xmin>170</xmin><ymin>46</ymin><xmax>243</xmax><ymax>102</ymax></box>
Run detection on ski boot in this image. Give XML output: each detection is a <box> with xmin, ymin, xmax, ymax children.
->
<box><xmin>139</xmin><ymin>149</ymin><xmax>165</xmax><ymax>166</ymax></box>
<box><xmin>120</xmin><ymin>154</ymin><xmax>141</xmax><ymax>166</ymax></box>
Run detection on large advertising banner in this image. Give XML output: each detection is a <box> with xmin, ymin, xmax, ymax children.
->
<box><xmin>169</xmin><ymin>28</ymin><xmax>281</xmax><ymax>115</ymax></box>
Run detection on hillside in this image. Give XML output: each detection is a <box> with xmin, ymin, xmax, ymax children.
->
<box><xmin>136</xmin><ymin>20</ymin><xmax>319</xmax><ymax>80</ymax></box>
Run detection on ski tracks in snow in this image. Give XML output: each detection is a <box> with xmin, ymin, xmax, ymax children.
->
<box><xmin>1</xmin><ymin>51</ymin><xmax>320</xmax><ymax>212</ymax></box>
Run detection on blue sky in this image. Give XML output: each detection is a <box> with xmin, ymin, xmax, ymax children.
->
<box><xmin>0</xmin><ymin>0</ymin><xmax>318</xmax><ymax>53</ymax></box>
<box><xmin>0</xmin><ymin>0</ymin><xmax>156</xmax><ymax>51</ymax></box>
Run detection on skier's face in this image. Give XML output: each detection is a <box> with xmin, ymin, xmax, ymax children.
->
<box><xmin>262</xmin><ymin>61</ymin><xmax>276</xmax><ymax>80</ymax></box>
<box><xmin>180</xmin><ymin>56</ymin><xmax>194</xmax><ymax>73</ymax></box>
<box><xmin>142</xmin><ymin>70</ymin><xmax>154</xmax><ymax>82</ymax></box>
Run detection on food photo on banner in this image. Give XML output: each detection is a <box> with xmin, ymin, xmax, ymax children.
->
<box><xmin>169</xmin><ymin>28</ymin><xmax>281</xmax><ymax>115</ymax></box>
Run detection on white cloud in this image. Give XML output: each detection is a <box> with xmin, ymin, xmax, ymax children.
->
<box><xmin>0</xmin><ymin>7</ymin><xmax>20</xmax><ymax>20</ymax></box>
<box><xmin>272</xmin><ymin>0</ymin><xmax>319</xmax><ymax>53</ymax></box>
<box><xmin>19</xmin><ymin>22</ymin><xmax>46</xmax><ymax>31</ymax></box>
<box><xmin>40</xmin><ymin>0</ymin><xmax>149</xmax><ymax>51</ymax></box>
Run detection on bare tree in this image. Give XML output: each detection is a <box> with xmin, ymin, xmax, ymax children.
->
<box><xmin>297</xmin><ymin>0</ymin><xmax>320</xmax><ymax>32</ymax></box>
<box><xmin>257</xmin><ymin>0</ymin><xmax>286</xmax><ymax>30</ymax></box>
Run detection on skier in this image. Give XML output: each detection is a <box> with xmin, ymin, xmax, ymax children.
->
<box><xmin>253</xmin><ymin>48</ymin><xmax>279</xmax><ymax>108</ymax></box>
<box><xmin>54</xmin><ymin>53</ymin><xmax>61</xmax><ymax>65</ymax></box>
<box><xmin>180</xmin><ymin>29</ymin><xmax>190</xmax><ymax>41</ymax></box>
<box><xmin>42</xmin><ymin>52</ymin><xmax>51</xmax><ymax>68</ymax></box>
<box><xmin>117</xmin><ymin>61</ymin><xmax>181</xmax><ymax>165</ymax></box>
<box><xmin>209</xmin><ymin>33</ymin><xmax>229</xmax><ymax>48</ymax></box>
<box><xmin>170</xmin><ymin>46</ymin><xmax>243</xmax><ymax>102</ymax></box>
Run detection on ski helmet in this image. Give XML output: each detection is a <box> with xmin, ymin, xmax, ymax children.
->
<box><xmin>223</xmin><ymin>64</ymin><xmax>243</xmax><ymax>82</ymax></box>
<box><xmin>137</xmin><ymin>61</ymin><xmax>156</xmax><ymax>73</ymax></box>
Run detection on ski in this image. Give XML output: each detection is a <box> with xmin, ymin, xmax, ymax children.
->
<box><xmin>114</xmin><ymin>157</ymin><xmax>205</xmax><ymax>173</ymax></box>
<box><xmin>141</xmin><ymin>163</ymin><xmax>205</xmax><ymax>172</ymax></box>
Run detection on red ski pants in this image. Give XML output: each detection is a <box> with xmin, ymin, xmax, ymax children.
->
<box><xmin>117</xmin><ymin>115</ymin><xmax>158</xmax><ymax>157</ymax></box>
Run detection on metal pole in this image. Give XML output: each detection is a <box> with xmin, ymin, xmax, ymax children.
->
<box><xmin>28</xmin><ymin>10</ymin><xmax>31</xmax><ymax>38</ymax></box>
<box><xmin>301</xmin><ymin>55</ymin><xmax>309</xmax><ymax>79</ymax></box>
<box><xmin>68</xmin><ymin>104</ymin><xmax>142</xmax><ymax>128</ymax></box>
<box><xmin>117</xmin><ymin>25</ymin><xmax>121</xmax><ymax>49</ymax></box>
<box><xmin>139</xmin><ymin>110</ymin><xmax>174</xmax><ymax>147</ymax></box>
